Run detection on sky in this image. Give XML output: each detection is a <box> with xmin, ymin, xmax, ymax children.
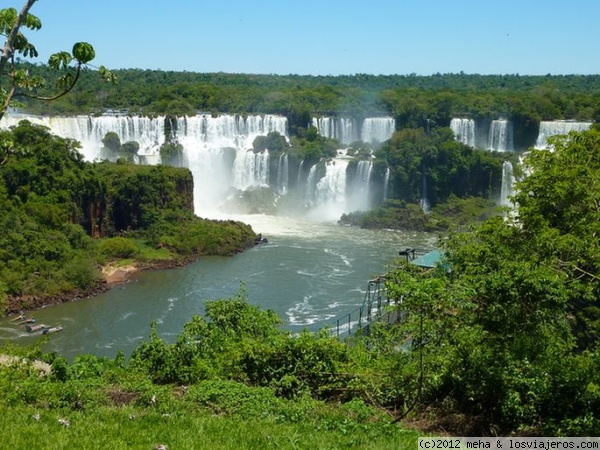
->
<box><xmin>16</xmin><ymin>0</ymin><xmax>600</xmax><ymax>76</ymax></box>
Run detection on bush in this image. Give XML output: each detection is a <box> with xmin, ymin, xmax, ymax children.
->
<box><xmin>98</xmin><ymin>237</ymin><xmax>137</xmax><ymax>259</ymax></box>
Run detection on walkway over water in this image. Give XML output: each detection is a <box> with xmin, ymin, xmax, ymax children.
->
<box><xmin>328</xmin><ymin>248</ymin><xmax>441</xmax><ymax>339</ymax></box>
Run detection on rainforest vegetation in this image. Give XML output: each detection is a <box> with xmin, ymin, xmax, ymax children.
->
<box><xmin>11</xmin><ymin>64</ymin><xmax>600</xmax><ymax>148</ymax></box>
<box><xmin>0</xmin><ymin>121</ymin><xmax>257</xmax><ymax>314</ymax></box>
<box><xmin>2</xmin><ymin>127</ymin><xmax>599</xmax><ymax>444</ymax></box>
<box><xmin>2</xmin><ymin>2</ymin><xmax>600</xmax><ymax>445</ymax></box>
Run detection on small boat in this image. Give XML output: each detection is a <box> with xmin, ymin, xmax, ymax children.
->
<box><xmin>26</xmin><ymin>324</ymin><xmax>47</xmax><ymax>333</ymax></box>
<box><xmin>19</xmin><ymin>317</ymin><xmax>36</xmax><ymax>324</ymax></box>
<box><xmin>10</xmin><ymin>314</ymin><xmax>25</xmax><ymax>322</ymax></box>
<box><xmin>42</xmin><ymin>326</ymin><xmax>63</xmax><ymax>334</ymax></box>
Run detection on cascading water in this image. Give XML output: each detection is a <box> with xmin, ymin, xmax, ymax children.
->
<box><xmin>306</xmin><ymin>159</ymin><xmax>349</xmax><ymax>221</ymax></box>
<box><xmin>420</xmin><ymin>170</ymin><xmax>430</xmax><ymax>213</ymax></box>
<box><xmin>348</xmin><ymin>160</ymin><xmax>373</xmax><ymax>212</ymax></box>
<box><xmin>3</xmin><ymin>112</ymin><xmax>388</xmax><ymax>220</ymax></box>
<box><xmin>172</xmin><ymin>114</ymin><xmax>287</xmax><ymax>212</ymax></box>
<box><xmin>312</xmin><ymin>116</ymin><xmax>395</xmax><ymax>145</ymax></box>
<box><xmin>450</xmin><ymin>118</ymin><xmax>476</xmax><ymax>147</ymax></box>
<box><xmin>499</xmin><ymin>161</ymin><xmax>515</xmax><ymax>207</ymax></box>
<box><xmin>488</xmin><ymin>119</ymin><xmax>514</xmax><ymax>152</ymax></box>
<box><xmin>383</xmin><ymin>167</ymin><xmax>390</xmax><ymax>201</ymax></box>
<box><xmin>535</xmin><ymin>121</ymin><xmax>591</xmax><ymax>149</ymax></box>
<box><xmin>2</xmin><ymin>113</ymin><xmax>166</xmax><ymax>161</ymax></box>
<box><xmin>360</xmin><ymin>117</ymin><xmax>396</xmax><ymax>145</ymax></box>
<box><xmin>276</xmin><ymin>153</ymin><xmax>289</xmax><ymax>195</ymax></box>
<box><xmin>311</xmin><ymin>117</ymin><xmax>358</xmax><ymax>144</ymax></box>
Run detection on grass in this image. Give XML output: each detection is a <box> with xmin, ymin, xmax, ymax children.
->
<box><xmin>0</xmin><ymin>402</ymin><xmax>420</xmax><ymax>450</ymax></box>
<box><xmin>0</xmin><ymin>356</ymin><xmax>422</xmax><ymax>450</ymax></box>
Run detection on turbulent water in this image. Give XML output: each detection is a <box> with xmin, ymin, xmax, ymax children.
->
<box><xmin>0</xmin><ymin>215</ymin><xmax>436</xmax><ymax>360</ymax></box>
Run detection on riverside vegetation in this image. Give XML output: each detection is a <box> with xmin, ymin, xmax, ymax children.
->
<box><xmin>2</xmin><ymin>1</ymin><xmax>600</xmax><ymax>445</ymax></box>
<box><xmin>1</xmin><ymin>129</ymin><xmax>599</xmax><ymax>446</ymax></box>
<box><xmin>0</xmin><ymin>121</ymin><xmax>257</xmax><ymax>314</ymax></box>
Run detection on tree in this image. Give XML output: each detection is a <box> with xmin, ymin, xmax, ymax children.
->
<box><xmin>381</xmin><ymin>129</ymin><xmax>600</xmax><ymax>434</ymax></box>
<box><xmin>101</xmin><ymin>131</ymin><xmax>121</xmax><ymax>151</ymax></box>
<box><xmin>0</xmin><ymin>0</ymin><xmax>115</xmax><ymax>123</ymax></box>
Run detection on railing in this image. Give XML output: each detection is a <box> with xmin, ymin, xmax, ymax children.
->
<box><xmin>328</xmin><ymin>275</ymin><xmax>402</xmax><ymax>339</ymax></box>
<box><xmin>327</xmin><ymin>247</ymin><xmax>434</xmax><ymax>339</ymax></box>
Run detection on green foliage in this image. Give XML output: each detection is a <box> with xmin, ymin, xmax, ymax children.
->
<box><xmin>0</xmin><ymin>122</ymin><xmax>257</xmax><ymax>303</ymax></box>
<box><xmin>101</xmin><ymin>131</ymin><xmax>120</xmax><ymax>151</ymax></box>
<box><xmin>340</xmin><ymin>195</ymin><xmax>500</xmax><ymax>232</ymax></box>
<box><xmin>159</xmin><ymin>141</ymin><xmax>185</xmax><ymax>166</ymax></box>
<box><xmin>187</xmin><ymin>380</ymin><xmax>285</xmax><ymax>418</ymax></box>
<box><xmin>253</xmin><ymin>131</ymin><xmax>289</xmax><ymax>153</ymax></box>
<box><xmin>98</xmin><ymin>236</ymin><xmax>137</xmax><ymax>259</ymax></box>
<box><xmin>376</xmin><ymin>129</ymin><xmax>600</xmax><ymax>434</ymax></box>
<box><xmin>0</xmin><ymin>3</ymin><xmax>114</xmax><ymax>121</ymax></box>
<box><xmin>72</xmin><ymin>42</ymin><xmax>95</xmax><ymax>64</ymax></box>
<box><xmin>376</xmin><ymin>127</ymin><xmax>506</xmax><ymax>207</ymax></box>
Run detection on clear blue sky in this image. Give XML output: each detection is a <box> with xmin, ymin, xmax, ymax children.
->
<box><xmin>20</xmin><ymin>0</ymin><xmax>600</xmax><ymax>76</ymax></box>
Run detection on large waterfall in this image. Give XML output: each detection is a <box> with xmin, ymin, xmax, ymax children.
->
<box><xmin>488</xmin><ymin>119</ymin><xmax>514</xmax><ymax>152</ymax></box>
<box><xmin>311</xmin><ymin>117</ymin><xmax>358</xmax><ymax>144</ymax></box>
<box><xmin>2</xmin><ymin>114</ymin><xmax>166</xmax><ymax>161</ymax></box>
<box><xmin>451</xmin><ymin>118</ymin><xmax>516</xmax><ymax>151</ymax></box>
<box><xmin>450</xmin><ymin>118</ymin><xmax>476</xmax><ymax>148</ymax></box>
<box><xmin>361</xmin><ymin>117</ymin><xmax>396</xmax><ymax>145</ymax></box>
<box><xmin>535</xmin><ymin>121</ymin><xmax>592</xmax><ymax>149</ymax></box>
<box><xmin>312</xmin><ymin>116</ymin><xmax>395</xmax><ymax>145</ymax></box>
<box><xmin>172</xmin><ymin>114</ymin><xmax>287</xmax><ymax>211</ymax></box>
<box><xmin>302</xmin><ymin>157</ymin><xmax>373</xmax><ymax>221</ymax></box>
<box><xmin>4</xmin><ymin>113</ymin><xmax>380</xmax><ymax>220</ymax></box>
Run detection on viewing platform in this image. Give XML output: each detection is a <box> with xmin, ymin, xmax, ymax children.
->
<box><xmin>328</xmin><ymin>248</ymin><xmax>442</xmax><ymax>339</ymax></box>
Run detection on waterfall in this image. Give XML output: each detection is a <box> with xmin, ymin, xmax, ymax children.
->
<box><xmin>450</xmin><ymin>118</ymin><xmax>476</xmax><ymax>147</ymax></box>
<box><xmin>297</xmin><ymin>159</ymin><xmax>305</xmax><ymax>187</ymax></box>
<box><xmin>420</xmin><ymin>170</ymin><xmax>430</xmax><ymax>213</ymax></box>
<box><xmin>361</xmin><ymin>117</ymin><xmax>395</xmax><ymax>145</ymax></box>
<box><xmin>276</xmin><ymin>153</ymin><xmax>289</xmax><ymax>195</ymax></box>
<box><xmin>500</xmin><ymin>161</ymin><xmax>515</xmax><ymax>207</ymax></box>
<box><xmin>313</xmin><ymin>116</ymin><xmax>395</xmax><ymax>145</ymax></box>
<box><xmin>348</xmin><ymin>160</ymin><xmax>373</xmax><ymax>211</ymax></box>
<box><xmin>173</xmin><ymin>114</ymin><xmax>287</xmax><ymax>211</ymax></box>
<box><xmin>3</xmin><ymin>112</ymin><xmax>389</xmax><ymax>220</ymax></box>
<box><xmin>337</xmin><ymin>118</ymin><xmax>359</xmax><ymax>144</ymax></box>
<box><xmin>311</xmin><ymin>117</ymin><xmax>358</xmax><ymax>144</ymax></box>
<box><xmin>488</xmin><ymin>119</ymin><xmax>514</xmax><ymax>152</ymax></box>
<box><xmin>2</xmin><ymin>113</ymin><xmax>166</xmax><ymax>161</ymax></box>
<box><xmin>535</xmin><ymin>121</ymin><xmax>592</xmax><ymax>149</ymax></box>
<box><xmin>306</xmin><ymin>159</ymin><xmax>349</xmax><ymax>221</ymax></box>
<box><xmin>383</xmin><ymin>167</ymin><xmax>390</xmax><ymax>201</ymax></box>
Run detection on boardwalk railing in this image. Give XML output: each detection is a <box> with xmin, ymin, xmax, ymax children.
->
<box><xmin>327</xmin><ymin>247</ymin><xmax>435</xmax><ymax>339</ymax></box>
<box><xmin>328</xmin><ymin>275</ymin><xmax>402</xmax><ymax>339</ymax></box>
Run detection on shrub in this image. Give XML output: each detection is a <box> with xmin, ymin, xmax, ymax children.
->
<box><xmin>98</xmin><ymin>237</ymin><xmax>137</xmax><ymax>259</ymax></box>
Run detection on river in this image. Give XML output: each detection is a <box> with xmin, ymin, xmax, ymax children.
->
<box><xmin>0</xmin><ymin>214</ymin><xmax>436</xmax><ymax>360</ymax></box>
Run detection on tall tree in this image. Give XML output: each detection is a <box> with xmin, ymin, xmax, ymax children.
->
<box><xmin>0</xmin><ymin>0</ymin><xmax>115</xmax><ymax>123</ymax></box>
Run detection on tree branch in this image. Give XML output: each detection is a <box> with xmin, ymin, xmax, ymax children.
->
<box><xmin>0</xmin><ymin>0</ymin><xmax>38</xmax><ymax>76</ymax></box>
<box><xmin>18</xmin><ymin>62</ymin><xmax>82</xmax><ymax>102</ymax></box>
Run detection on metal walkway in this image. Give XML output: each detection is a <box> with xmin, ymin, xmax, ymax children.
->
<box><xmin>327</xmin><ymin>247</ymin><xmax>438</xmax><ymax>339</ymax></box>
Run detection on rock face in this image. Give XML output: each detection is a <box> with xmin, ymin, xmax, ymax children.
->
<box><xmin>88</xmin><ymin>163</ymin><xmax>195</xmax><ymax>237</ymax></box>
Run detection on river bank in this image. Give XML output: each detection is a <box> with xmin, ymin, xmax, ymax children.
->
<box><xmin>3</xmin><ymin>257</ymin><xmax>197</xmax><ymax>318</ymax></box>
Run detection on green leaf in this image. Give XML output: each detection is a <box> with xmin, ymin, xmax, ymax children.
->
<box><xmin>0</xmin><ymin>8</ymin><xmax>17</xmax><ymax>35</ymax></box>
<box><xmin>72</xmin><ymin>42</ymin><xmax>95</xmax><ymax>64</ymax></box>
<box><xmin>56</xmin><ymin>71</ymin><xmax>74</xmax><ymax>90</ymax></box>
<box><xmin>99</xmin><ymin>65</ymin><xmax>118</xmax><ymax>84</ymax></box>
<box><xmin>48</xmin><ymin>51</ymin><xmax>72</xmax><ymax>70</ymax></box>
<box><xmin>23</xmin><ymin>13</ymin><xmax>42</xmax><ymax>31</ymax></box>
